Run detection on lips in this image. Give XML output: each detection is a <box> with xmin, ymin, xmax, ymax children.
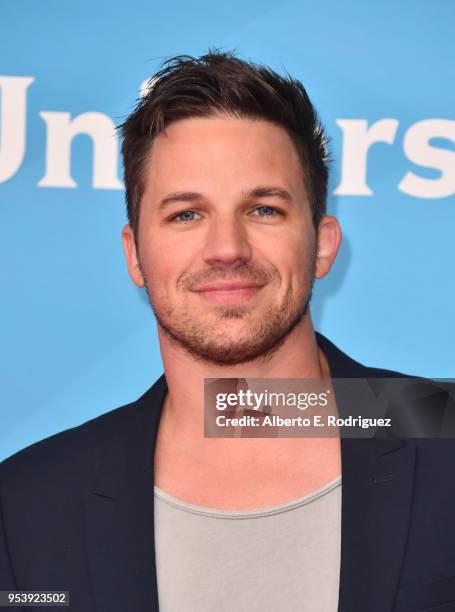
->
<box><xmin>192</xmin><ymin>281</ymin><xmax>265</xmax><ymax>292</ymax></box>
<box><xmin>191</xmin><ymin>280</ymin><xmax>266</xmax><ymax>305</ymax></box>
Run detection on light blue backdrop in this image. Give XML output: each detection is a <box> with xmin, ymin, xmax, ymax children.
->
<box><xmin>1</xmin><ymin>0</ymin><xmax>454</xmax><ymax>461</ymax></box>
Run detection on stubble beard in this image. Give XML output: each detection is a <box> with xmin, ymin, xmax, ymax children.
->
<box><xmin>142</xmin><ymin>257</ymin><xmax>316</xmax><ymax>366</ymax></box>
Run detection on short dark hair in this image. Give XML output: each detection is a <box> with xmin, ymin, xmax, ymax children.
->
<box><xmin>120</xmin><ymin>50</ymin><xmax>329</xmax><ymax>242</ymax></box>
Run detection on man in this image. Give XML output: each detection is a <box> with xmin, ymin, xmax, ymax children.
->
<box><xmin>1</xmin><ymin>52</ymin><xmax>455</xmax><ymax>612</ymax></box>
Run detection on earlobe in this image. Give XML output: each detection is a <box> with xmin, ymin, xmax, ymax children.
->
<box><xmin>315</xmin><ymin>215</ymin><xmax>342</xmax><ymax>279</ymax></box>
<box><xmin>121</xmin><ymin>224</ymin><xmax>145</xmax><ymax>287</ymax></box>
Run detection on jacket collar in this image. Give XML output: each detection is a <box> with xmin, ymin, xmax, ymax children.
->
<box><xmin>315</xmin><ymin>333</ymin><xmax>415</xmax><ymax>611</ymax></box>
<box><xmin>83</xmin><ymin>332</ymin><xmax>415</xmax><ymax>612</ymax></box>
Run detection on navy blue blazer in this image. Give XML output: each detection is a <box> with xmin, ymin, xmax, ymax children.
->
<box><xmin>1</xmin><ymin>333</ymin><xmax>455</xmax><ymax>612</ymax></box>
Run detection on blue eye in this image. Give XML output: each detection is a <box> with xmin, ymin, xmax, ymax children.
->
<box><xmin>173</xmin><ymin>210</ymin><xmax>200</xmax><ymax>223</ymax></box>
<box><xmin>252</xmin><ymin>206</ymin><xmax>280</xmax><ymax>217</ymax></box>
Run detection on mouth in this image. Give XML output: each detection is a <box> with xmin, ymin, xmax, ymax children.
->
<box><xmin>191</xmin><ymin>281</ymin><xmax>267</xmax><ymax>305</ymax></box>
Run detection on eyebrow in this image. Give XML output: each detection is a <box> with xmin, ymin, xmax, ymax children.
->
<box><xmin>157</xmin><ymin>186</ymin><xmax>294</xmax><ymax>210</ymax></box>
<box><xmin>158</xmin><ymin>192</ymin><xmax>203</xmax><ymax>210</ymax></box>
<box><xmin>246</xmin><ymin>186</ymin><xmax>293</xmax><ymax>201</ymax></box>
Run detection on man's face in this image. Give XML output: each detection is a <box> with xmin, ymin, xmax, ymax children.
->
<box><xmin>123</xmin><ymin>115</ymin><xmax>332</xmax><ymax>365</ymax></box>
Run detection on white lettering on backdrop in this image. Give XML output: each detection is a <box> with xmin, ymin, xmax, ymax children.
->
<box><xmin>38</xmin><ymin>112</ymin><xmax>123</xmax><ymax>189</ymax></box>
<box><xmin>1</xmin><ymin>76</ymin><xmax>455</xmax><ymax>198</ymax></box>
<box><xmin>0</xmin><ymin>76</ymin><xmax>35</xmax><ymax>183</ymax></box>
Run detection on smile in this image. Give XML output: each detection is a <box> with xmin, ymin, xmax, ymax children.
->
<box><xmin>192</xmin><ymin>282</ymin><xmax>266</xmax><ymax>305</ymax></box>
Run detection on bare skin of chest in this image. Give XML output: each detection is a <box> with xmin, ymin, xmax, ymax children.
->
<box><xmin>154</xmin><ymin>424</ymin><xmax>341</xmax><ymax>510</ymax></box>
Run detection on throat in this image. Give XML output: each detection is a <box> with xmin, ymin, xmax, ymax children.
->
<box><xmin>154</xmin><ymin>435</ymin><xmax>341</xmax><ymax>511</ymax></box>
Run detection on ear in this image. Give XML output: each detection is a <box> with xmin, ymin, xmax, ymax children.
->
<box><xmin>121</xmin><ymin>224</ymin><xmax>145</xmax><ymax>287</ymax></box>
<box><xmin>314</xmin><ymin>215</ymin><xmax>342</xmax><ymax>279</ymax></box>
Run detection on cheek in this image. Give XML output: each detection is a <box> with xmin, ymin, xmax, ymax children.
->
<box><xmin>142</xmin><ymin>244</ymin><xmax>188</xmax><ymax>295</ymax></box>
<box><xmin>283</xmin><ymin>244</ymin><xmax>316</xmax><ymax>293</ymax></box>
<box><xmin>271</xmin><ymin>241</ymin><xmax>310</xmax><ymax>274</ymax></box>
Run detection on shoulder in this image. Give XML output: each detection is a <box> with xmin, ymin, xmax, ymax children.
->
<box><xmin>316</xmin><ymin>332</ymin><xmax>411</xmax><ymax>379</ymax></box>
<box><xmin>316</xmin><ymin>333</ymin><xmax>455</xmax><ymax>441</ymax></box>
<box><xmin>0</xmin><ymin>376</ymin><xmax>166</xmax><ymax>495</ymax></box>
<box><xmin>0</xmin><ymin>401</ymin><xmax>129</xmax><ymax>495</ymax></box>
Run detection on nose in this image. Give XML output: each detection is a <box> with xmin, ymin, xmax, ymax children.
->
<box><xmin>202</xmin><ymin>215</ymin><xmax>253</xmax><ymax>267</ymax></box>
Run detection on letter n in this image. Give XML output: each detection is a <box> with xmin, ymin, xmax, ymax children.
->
<box><xmin>38</xmin><ymin>112</ymin><xmax>123</xmax><ymax>189</ymax></box>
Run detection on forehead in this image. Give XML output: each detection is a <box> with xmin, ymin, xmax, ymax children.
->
<box><xmin>141</xmin><ymin>115</ymin><xmax>307</xmax><ymax>200</ymax></box>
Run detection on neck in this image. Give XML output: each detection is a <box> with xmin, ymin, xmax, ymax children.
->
<box><xmin>154</xmin><ymin>312</ymin><xmax>340</xmax><ymax>509</ymax></box>
<box><xmin>158</xmin><ymin>312</ymin><xmax>329</xmax><ymax>435</ymax></box>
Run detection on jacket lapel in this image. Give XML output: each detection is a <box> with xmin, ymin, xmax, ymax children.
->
<box><xmin>337</xmin><ymin>438</ymin><xmax>416</xmax><ymax>612</ymax></box>
<box><xmin>83</xmin><ymin>376</ymin><xmax>167</xmax><ymax>612</ymax></box>
<box><xmin>83</xmin><ymin>334</ymin><xmax>416</xmax><ymax>612</ymax></box>
<box><xmin>316</xmin><ymin>334</ymin><xmax>417</xmax><ymax>612</ymax></box>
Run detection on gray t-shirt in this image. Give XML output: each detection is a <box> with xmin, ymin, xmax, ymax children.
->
<box><xmin>154</xmin><ymin>476</ymin><xmax>341</xmax><ymax>612</ymax></box>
